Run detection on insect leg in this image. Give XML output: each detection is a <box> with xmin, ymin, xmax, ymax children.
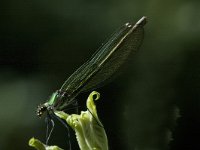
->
<box><xmin>51</xmin><ymin>112</ymin><xmax>72</xmax><ymax>150</ymax></box>
<box><xmin>87</xmin><ymin>108</ymin><xmax>104</xmax><ymax>128</ymax></box>
<box><xmin>45</xmin><ymin>112</ymin><xmax>55</xmax><ymax>145</ymax></box>
<box><xmin>71</xmin><ymin>99</ymin><xmax>79</xmax><ymax>114</ymax></box>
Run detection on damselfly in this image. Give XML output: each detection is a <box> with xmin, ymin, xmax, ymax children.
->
<box><xmin>36</xmin><ymin>17</ymin><xmax>147</xmax><ymax>146</ymax></box>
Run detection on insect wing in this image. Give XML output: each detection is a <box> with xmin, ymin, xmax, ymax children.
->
<box><xmin>81</xmin><ymin>17</ymin><xmax>146</xmax><ymax>92</ymax></box>
<box><xmin>58</xmin><ymin>17</ymin><xmax>147</xmax><ymax>107</ymax></box>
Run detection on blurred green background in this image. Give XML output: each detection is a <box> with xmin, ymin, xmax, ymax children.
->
<box><xmin>0</xmin><ymin>0</ymin><xmax>200</xmax><ymax>150</ymax></box>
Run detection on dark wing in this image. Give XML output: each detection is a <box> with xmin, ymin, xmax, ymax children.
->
<box><xmin>80</xmin><ymin>17</ymin><xmax>146</xmax><ymax>92</ymax></box>
<box><xmin>59</xmin><ymin>17</ymin><xmax>147</xmax><ymax>102</ymax></box>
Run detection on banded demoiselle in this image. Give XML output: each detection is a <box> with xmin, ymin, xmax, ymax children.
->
<box><xmin>36</xmin><ymin>16</ymin><xmax>147</xmax><ymax>147</ymax></box>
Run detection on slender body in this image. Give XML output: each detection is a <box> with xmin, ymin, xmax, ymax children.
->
<box><xmin>37</xmin><ymin>16</ymin><xmax>147</xmax><ymax>117</ymax></box>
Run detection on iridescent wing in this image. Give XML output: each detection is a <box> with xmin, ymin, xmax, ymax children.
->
<box><xmin>57</xmin><ymin>17</ymin><xmax>147</xmax><ymax>109</ymax></box>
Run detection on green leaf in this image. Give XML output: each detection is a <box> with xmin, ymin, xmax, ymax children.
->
<box><xmin>29</xmin><ymin>137</ymin><xmax>63</xmax><ymax>150</ymax></box>
<box><xmin>55</xmin><ymin>91</ymin><xmax>108</xmax><ymax>150</ymax></box>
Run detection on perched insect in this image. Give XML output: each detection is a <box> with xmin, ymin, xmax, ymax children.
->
<box><xmin>36</xmin><ymin>17</ymin><xmax>147</xmax><ymax>147</ymax></box>
<box><xmin>37</xmin><ymin>16</ymin><xmax>147</xmax><ymax>118</ymax></box>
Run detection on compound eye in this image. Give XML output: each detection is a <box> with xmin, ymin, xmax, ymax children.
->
<box><xmin>36</xmin><ymin>104</ymin><xmax>47</xmax><ymax>117</ymax></box>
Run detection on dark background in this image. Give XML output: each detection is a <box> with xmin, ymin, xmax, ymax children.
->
<box><xmin>0</xmin><ymin>0</ymin><xmax>199</xmax><ymax>150</ymax></box>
